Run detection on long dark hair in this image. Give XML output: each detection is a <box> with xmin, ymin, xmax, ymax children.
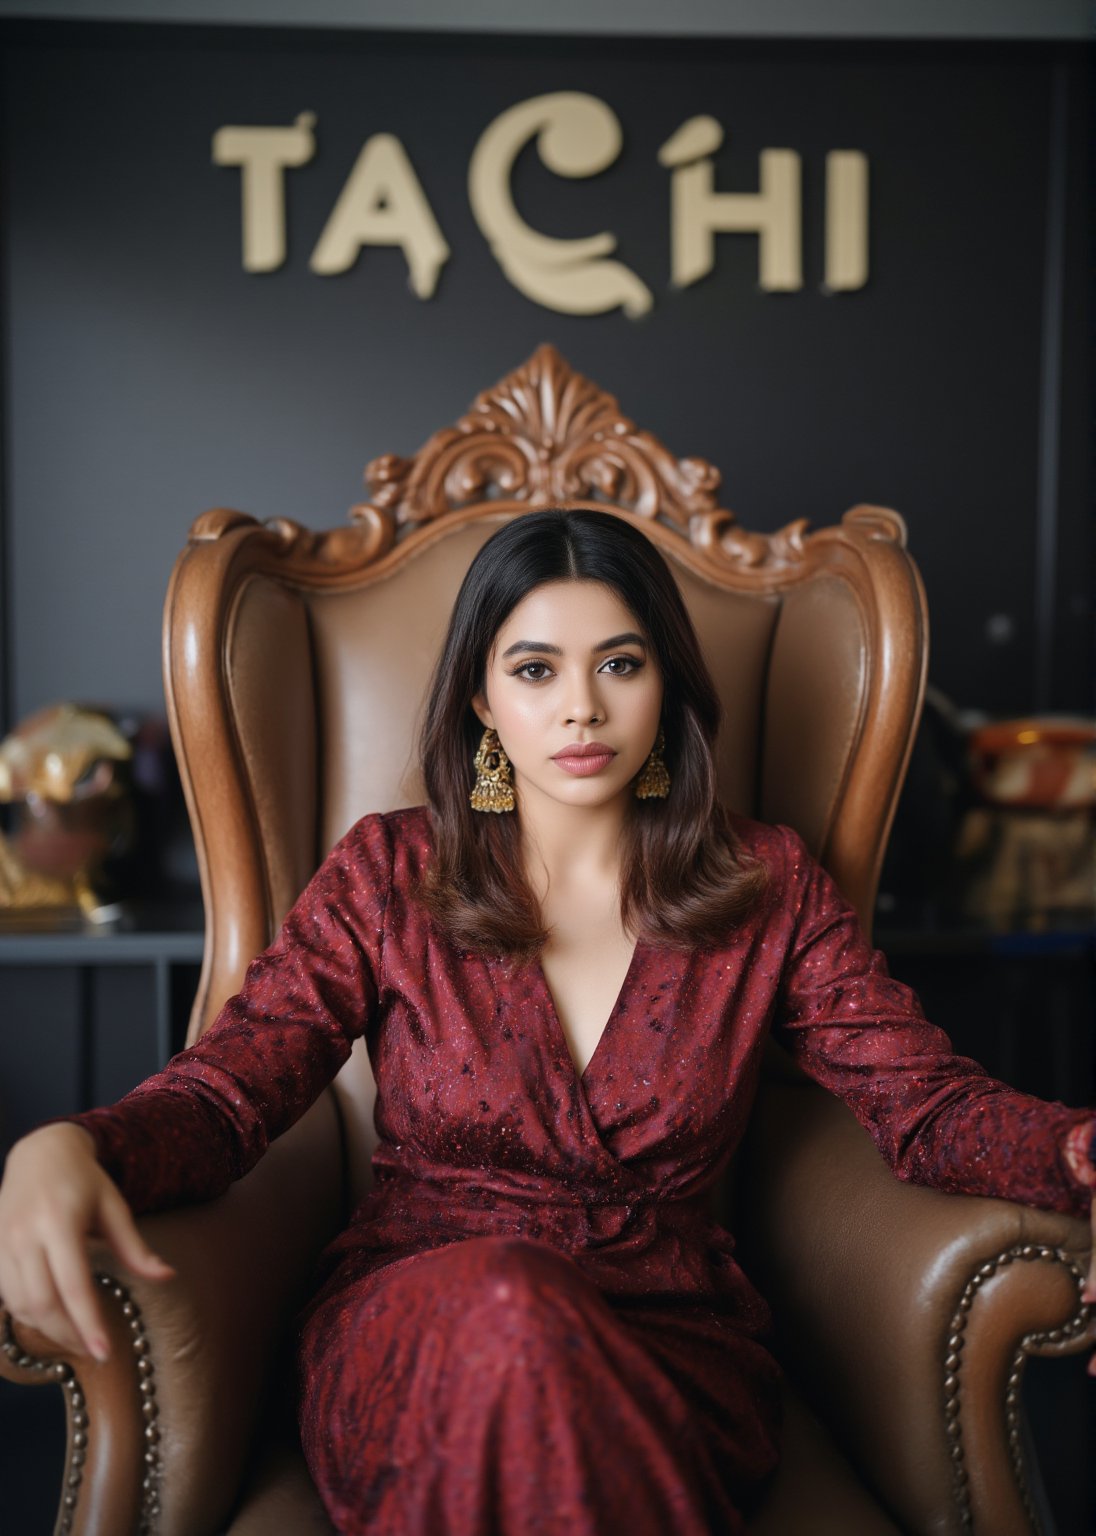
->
<box><xmin>417</xmin><ymin>508</ymin><xmax>770</xmax><ymax>959</ymax></box>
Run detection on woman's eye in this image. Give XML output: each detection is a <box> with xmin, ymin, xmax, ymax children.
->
<box><xmin>512</xmin><ymin>655</ymin><xmax>642</xmax><ymax>682</ymax></box>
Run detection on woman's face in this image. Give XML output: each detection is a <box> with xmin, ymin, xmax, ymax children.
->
<box><xmin>470</xmin><ymin>580</ymin><xmax>664</xmax><ymax>811</ymax></box>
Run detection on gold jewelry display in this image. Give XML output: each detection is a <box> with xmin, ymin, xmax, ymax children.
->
<box><xmin>634</xmin><ymin>726</ymin><xmax>671</xmax><ymax>799</ymax></box>
<box><xmin>470</xmin><ymin>726</ymin><xmax>516</xmax><ymax>813</ymax></box>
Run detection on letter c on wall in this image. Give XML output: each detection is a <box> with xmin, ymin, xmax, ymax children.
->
<box><xmin>468</xmin><ymin>91</ymin><xmax>653</xmax><ymax>318</ymax></box>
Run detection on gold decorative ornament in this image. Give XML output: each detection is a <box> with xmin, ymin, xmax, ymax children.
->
<box><xmin>470</xmin><ymin>727</ymin><xmax>516</xmax><ymax>813</ymax></box>
<box><xmin>634</xmin><ymin>727</ymin><xmax>671</xmax><ymax>799</ymax></box>
<box><xmin>0</xmin><ymin>702</ymin><xmax>135</xmax><ymax>923</ymax></box>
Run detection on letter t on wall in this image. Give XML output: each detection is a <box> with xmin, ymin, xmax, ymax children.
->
<box><xmin>212</xmin><ymin>113</ymin><xmax>317</xmax><ymax>273</ymax></box>
<box><xmin>659</xmin><ymin>117</ymin><xmax>802</xmax><ymax>292</ymax></box>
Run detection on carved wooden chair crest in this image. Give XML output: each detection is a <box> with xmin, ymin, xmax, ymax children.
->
<box><xmin>2</xmin><ymin>345</ymin><xmax>1092</xmax><ymax>1536</ymax></box>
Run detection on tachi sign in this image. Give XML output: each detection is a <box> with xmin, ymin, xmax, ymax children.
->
<box><xmin>213</xmin><ymin>91</ymin><xmax>869</xmax><ymax>315</ymax></box>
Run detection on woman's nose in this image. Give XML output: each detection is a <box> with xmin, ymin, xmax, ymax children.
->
<box><xmin>563</xmin><ymin>680</ymin><xmax>604</xmax><ymax>726</ymax></box>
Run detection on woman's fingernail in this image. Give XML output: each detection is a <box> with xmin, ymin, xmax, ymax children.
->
<box><xmin>92</xmin><ymin>1337</ymin><xmax>109</xmax><ymax>1362</ymax></box>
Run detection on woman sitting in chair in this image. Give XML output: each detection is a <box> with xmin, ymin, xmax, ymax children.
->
<box><xmin>1</xmin><ymin>507</ymin><xmax>1094</xmax><ymax>1536</ymax></box>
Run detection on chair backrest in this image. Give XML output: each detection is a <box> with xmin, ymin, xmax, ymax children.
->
<box><xmin>165</xmin><ymin>344</ymin><xmax>928</xmax><ymax>1209</ymax></box>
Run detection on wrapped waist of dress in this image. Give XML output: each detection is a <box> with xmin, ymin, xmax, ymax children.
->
<box><xmin>364</xmin><ymin>1163</ymin><xmax>711</xmax><ymax>1248</ymax></box>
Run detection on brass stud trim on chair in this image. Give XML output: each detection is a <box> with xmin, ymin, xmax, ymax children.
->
<box><xmin>0</xmin><ymin>1274</ymin><xmax>162</xmax><ymax>1535</ymax></box>
<box><xmin>1</xmin><ymin>1316</ymin><xmax>87</xmax><ymax>1534</ymax></box>
<box><xmin>943</xmin><ymin>1244</ymin><xmax>1093</xmax><ymax>1535</ymax></box>
<box><xmin>96</xmin><ymin>1273</ymin><xmax>164</xmax><ymax>1535</ymax></box>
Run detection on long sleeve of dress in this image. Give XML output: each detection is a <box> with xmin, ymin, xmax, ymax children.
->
<box><xmin>771</xmin><ymin>824</ymin><xmax>1095</xmax><ymax>1219</ymax></box>
<box><xmin>54</xmin><ymin>812</ymin><xmax>392</xmax><ymax>1215</ymax></box>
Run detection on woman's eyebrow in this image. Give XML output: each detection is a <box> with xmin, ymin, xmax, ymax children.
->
<box><xmin>501</xmin><ymin>632</ymin><xmax>647</xmax><ymax>659</ymax></box>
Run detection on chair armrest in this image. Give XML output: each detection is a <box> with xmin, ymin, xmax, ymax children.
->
<box><xmin>737</xmin><ymin>1072</ymin><xmax>1095</xmax><ymax>1536</ymax></box>
<box><xmin>1</xmin><ymin>1303</ymin><xmax>149</xmax><ymax>1536</ymax></box>
<box><xmin>1</xmin><ymin>1091</ymin><xmax>344</xmax><ymax>1536</ymax></box>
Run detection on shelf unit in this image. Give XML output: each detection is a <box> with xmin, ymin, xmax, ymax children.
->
<box><xmin>0</xmin><ymin>898</ymin><xmax>204</xmax><ymax>1154</ymax></box>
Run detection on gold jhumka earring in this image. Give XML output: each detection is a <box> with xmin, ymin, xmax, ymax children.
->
<box><xmin>634</xmin><ymin>727</ymin><xmax>671</xmax><ymax>799</ymax></box>
<box><xmin>470</xmin><ymin>727</ymin><xmax>516</xmax><ymax>813</ymax></box>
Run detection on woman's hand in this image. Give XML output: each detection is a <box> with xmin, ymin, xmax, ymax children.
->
<box><xmin>1086</xmin><ymin>1194</ymin><xmax>1096</xmax><ymax>1377</ymax></box>
<box><xmin>0</xmin><ymin>1122</ymin><xmax>174</xmax><ymax>1362</ymax></box>
<box><xmin>1062</xmin><ymin>1119</ymin><xmax>1096</xmax><ymax>1376</ymax></box>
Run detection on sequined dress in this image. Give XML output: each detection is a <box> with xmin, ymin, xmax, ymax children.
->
<box><xmin>68</xmin><ymin>806</ymin><xmax>1096</xmax><ymax>1536</ymax></box>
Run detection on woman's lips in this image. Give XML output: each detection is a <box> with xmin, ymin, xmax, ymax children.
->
<box><xmin>553</xmin><ymin>752</ymin><xmax>616</xmax><ymax>777</ymax></box>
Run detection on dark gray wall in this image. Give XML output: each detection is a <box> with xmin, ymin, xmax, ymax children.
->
<box><xmin>0</xmin><ymin>22</ymin><xmax>1091</xmax><ymax>736</ymax></box>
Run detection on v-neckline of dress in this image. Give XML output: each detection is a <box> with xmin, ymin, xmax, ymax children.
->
<box><xmin>531</xmin><ymin>939</ymin><xmax>646</xmax><ymax>1088</ymax></box>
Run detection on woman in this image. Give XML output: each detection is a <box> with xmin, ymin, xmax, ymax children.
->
<box><xmin>1</xmin><ymin>507</ymin><xmax>1094</xmax><ymax>1535</ymax></box>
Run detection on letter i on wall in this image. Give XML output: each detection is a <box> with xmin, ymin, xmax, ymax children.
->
<box><xmin>824</xmin><ymin>151</ymin><xmax>869</xmax><ymax>292</ymax></box>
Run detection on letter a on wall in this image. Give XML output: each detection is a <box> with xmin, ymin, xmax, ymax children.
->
<box><xmin>310</xmin><ymin>134</ymin><xmax>450</xmax><ymax>298</ymax></box>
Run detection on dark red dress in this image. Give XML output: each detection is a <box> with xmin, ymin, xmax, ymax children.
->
<box><xmin>68</xmin><ymin>806</ymin><xmax>1095</xmax><ymax>1536</ymax></box>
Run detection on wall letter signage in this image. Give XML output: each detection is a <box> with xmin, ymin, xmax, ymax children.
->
<box><xmin>659</xmin><ymin>116</ymin><xmax>802</xmax><ymax>291</ymax></box>
<box><xmin>214</xmin><ymin>93</ymin><xmax>869</xmax><ymax>311</ymax></box>
<box><xmin>467</xmin><ymin>91</ymin><xmax>653</xmax><ymax>317</ymax></box>
<box><xmin>211</xmin><ymin>112</ymin><xmax>317</xmax><ymax>273</ymax></box>
<box><xmin>310</xmin><ymin>134</ymin><xmax>450</xmax><ymax>297</ymax></box>
<box><xmin>824</xmin><ymin>150</ymin><xmax>869</xmax><ymax>292</ymax></box>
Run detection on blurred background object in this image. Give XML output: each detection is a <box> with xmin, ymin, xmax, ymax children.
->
<box><xmin>954</xmin><ymin>716</ymin><xmax>1096</xmax><ymax>928</ymax></box>
<box><xmin>0</xmin><ymin>702</ymin><xmax>134</xmax><ymax>921</ymax></box>
<box><xmin>0</xmin><ymin>702</ymin><xmax>192</xmax><ymax>927</ymax></box>
<box><xmin>877</xmin><ymin>689</ymin><xmax>1096</xmax><ymax>931</ymax></box>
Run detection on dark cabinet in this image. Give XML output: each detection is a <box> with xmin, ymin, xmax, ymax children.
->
<box><xmin>0</xmin><ymin>901</ymin><xmax>203</xmax><ymax>1156</ymax></box>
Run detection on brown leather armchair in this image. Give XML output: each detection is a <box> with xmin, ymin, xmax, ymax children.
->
<box><xmin>2</xmin><ymin>345</ymin><xmax>1092</xmax><ymax>1536</ymax></box>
